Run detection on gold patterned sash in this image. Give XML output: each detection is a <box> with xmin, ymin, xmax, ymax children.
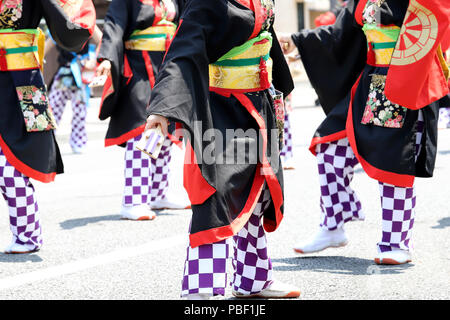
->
<box><xmin>363</xmin><ymin>25</ymin><xmax>401</xmax><ymax>66</ymax></box>
<box><xmin>0</xmin><ymin>28</ymin><xmax>45</xmax><ymax>71</ymax></box>
<box><xmin>209</xmin><ymin>35</ymin><xmax>273</xmax><ymax>91</ymax></box>
<box><xmin>125</xmin><ymin>24</ymin><xmax>177</xmax><ymax>52</ymax></box>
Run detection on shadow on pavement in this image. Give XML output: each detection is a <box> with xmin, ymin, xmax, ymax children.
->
<box><xmin>431</xmin><ymin>217</ymin><xmax>450</xmax><ymax>229</ymax></box>
<box><xmin>60</xmin><ymin>214</ymin><xmax>121</xmax><ymax>230</ymax></box>
<box><xmin>60</xmin><ymin>210</ymin><xmax>186</xmax><ymax>230</ymax></box>
<box><xmin>0</xmin><ymin>252</ymin><xmax>43</xmax><ymax>263</ymax></box>
<box><xmin>272</xmin><ymin>256</ymin><xmax>413</xmax><ymax>275</ymax></box>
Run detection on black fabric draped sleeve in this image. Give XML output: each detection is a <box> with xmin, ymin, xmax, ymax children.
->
<box><xmin>147</xmin><ymin>0</ymin><xmax>255</xmax><ymax>130</ymax></box>
<box><xmin>97</xmin><ymin>0</ymin><xmax>130</xmax><ymax>120</ymax></box>
<box><xmin>291</xmin><ymin>0</ymin><xmax>367</xmax><ymax>114</ymax></box>
<box><xmin>41</xmin><ymin>0</ymin><xmax>95</xmax><ymax>52</ymax></box>
<box><xmin>270</xmin><ymin>25</ymin><xmax>295</xmax><ymax>97</ymax></box>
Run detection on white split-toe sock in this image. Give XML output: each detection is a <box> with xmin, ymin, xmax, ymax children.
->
<box><xmin>293</xmin><ymin>226</ymin><xmax>348</xmax><ymax>254</ymax></box>
<box><xmin>150</xmin><ymin>196</ymin><xmax>190</xmax><ymax>210</ymax></box>
<box><xmin>120</xmin><ymin>204</ymin><xmax>156</xmax><ymax>221</ymax></box>
<box><xmin>4</xmin><ymin>242</ymin><xmax>39</xmax><ymax>254</ymax></box>
<box><xmin>233</xmin><ymin>280</ymin><xmax>301</xmax><ymax>299</ymax></box>
<box><xmin>375</xmin><ymin>249</ymin><xmax>412</xmax><ymax>265</ymax></box>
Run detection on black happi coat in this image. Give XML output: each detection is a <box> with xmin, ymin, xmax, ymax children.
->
<box><xmin>0</xmin><ymin>0</ymin><xmax>94</xmax><ymax>183</ymax></box>
<box><xmin>98</xmin><ymin>0</ymin><xmax>183</xmax><ymax>147</ymax></box>
<box><xmin>148</xmin><ymin>0</ymin><xmax>294</xmax><ymax>247</ymax></box>
<box><xmin>293</xmin><ymin>0</ymin><xmax>445</xmax><ymax>188</ymax></box>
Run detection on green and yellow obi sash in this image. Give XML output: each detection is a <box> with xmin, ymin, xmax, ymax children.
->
<box><xmin>125</xmin><ymin>20</ymin><xmax>177</xmax><ymax>52</ymax></box>
<box><xmin>209</xmin><ymin>31</ymin><xmax>273</xmax><ymax>92</ymax></box>
<box><xmin>363</xmin><ymin>24</ymin><xmax>401</xmax><ymax>66</ymax></box>
<box><xmin>0</xmin><ymin>28</ymin><xmax>45</xmax><ymax>72</ymax></box>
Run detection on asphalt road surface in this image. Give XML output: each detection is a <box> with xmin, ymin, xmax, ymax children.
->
<box><xmin>0</xmin><ymin>80</ymin><xmax>449</xmax><ymax>300</ymax></box>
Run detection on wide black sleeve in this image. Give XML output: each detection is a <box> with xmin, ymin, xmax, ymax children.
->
<box><xmin>41</xmin><ymin>0</ymin><xmax>96</xmax><ymax>52</ymax></box>
<box><xmin>270</xmin><ymin>26</ymin><xmax>294</xmax><ymax>98</ymax></box>
<box><xmin>97</xmin><ymin>0</ymin><xmax>129</xmax><ymax>64</ymax></box>
<box><xmin>292</xmin><ymin>0</ymin><xmax>367</xmax><ymax>114</ymax></box>
<box><xmin>147</xmin><ymin>0</ymin><xmax>252</xmax><ymax>130</ymax></box>
<box><xmin>97</xmin><ymin>0</ymin><xmax>130</xmax><ymax>120</ymax></box>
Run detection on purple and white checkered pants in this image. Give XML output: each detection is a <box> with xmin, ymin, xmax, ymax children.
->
<box><xmin>49</xmin><ymin>86</ymin><xmax>88</xmax><ymax>151</ymax></box>
<box><xmin>181</xmin><ymin>184</ymin><xmax>273</xmax><ymax>298</ymax></box>
<box><xmin>123</xmin><ymin>134</ymin><xmax>173</xmax><ymax>207</ymax></box>
<box><xmin>280</xmin><ymin>112</ymin><xmax>293</xmax><ymax>161</ymax></box>
<box><xmin>315</xmin><ymin>113</ymin><xmax>424</xmax><ymax>253</ymax></box>
<box><xmin>438</xmin><ymin>107</ymin><xmax>450</xmax><ymax>129</ymax></box>
<box><xmin>0</xmin><ymin>148</ymin><xmax>42</xmax><ymax>250</ymax></box>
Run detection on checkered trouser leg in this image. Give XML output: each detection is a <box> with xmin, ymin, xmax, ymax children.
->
<box><xmin>49</xmin><ymin>87</ymin><xmax>88</xmax><ymax>150</ymax></box>
<box><xmin>316</xmin><ymin>138</ymin><xmax>364</xmax><ymax>230</ymax></box>
<box><xmin>438</xmin><ymin>107</ymin><xmax>450</xmax><ymax>128</ymax></box>
<box><xmin>280</xmin><ymin>112</ymin><xmax>293</xmax><ymax>161</ymax></box>
<box><xmin>123</xmin><ymin>135</ymin><xmax>173</xmax><ymax>207</ymax></box>
<box><xmin>0</xmin><ymin>148</ymin><xmax>42</xmax><ymax>249</ymax></box>
<box><xmin>181</xmin><ymin>239</ymin><xmax>230</xmax><ymax>297</ymax></box>
<box><xmin>69</xmin><ymin>97</ymin><xmax>88</xmax><ymax>151</ymax></box>
<box><xmin>378</xmin><ymin>183</ymin><xmax>416</xmax><ymax>253</ymax></box>
<box><xmin>49</xmin><ymin>87</ymin><xmax>70</xmax><ymax>124</ymax></box>
<box><xmin>377</xmin><ymin>112</ymin><xmax>424</xmax><ymax>253</ymax></box>
<box><xmin>123</xmin><ymin>135</ymin><xmax>151</xmax><ymax>206</ymax></box>
<box><xmin>231</xmin><ymin>185</ymin><xmax>273</xmax><ymax>295</ymax></box>
<box><xmin>149</xmin><ymin>137</ymin><xmax>173</xmax><ymax>203</ymax></box>
<box><xmin>181</xmin><ymin>184</ymin><xmax>273</xmax><ymax>298</ymax></box>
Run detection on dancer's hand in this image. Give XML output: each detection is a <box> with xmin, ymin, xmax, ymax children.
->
<box><xmin>84</xmin><ymin>58</ymin><xmax>97</xmax><ymax>71</ymax></box>
<box><xmin>278</xmin><ymin>33</ymin><xmax>296</xmax><ymax>55</ymax></box>
<box><xmin>145</xmin><ymin>114</ymin><xmax>168</xmax><ymax>136</ymax></box>
<box><xmin>96</xmin><ymin>60</ymin><xmax>111</xmax><ymax>77</ymax></box>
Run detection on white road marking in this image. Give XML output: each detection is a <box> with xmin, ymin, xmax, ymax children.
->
<box><xmin>0</xmin><ymin>235</ymin><xmax>186</xmax><ymax>291</ymax></box>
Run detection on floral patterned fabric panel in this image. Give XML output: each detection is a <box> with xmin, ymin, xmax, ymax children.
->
<box><xmin>271</xmin><ymin>89</ymin><xmax>284</xmax><ymax>147</ymax></box>
<box><xmin>17</xmin><ymin>85</ymin><xmax>58</xmax><ymax>132</ymax></box>
<box><xmin>361</xmin><ymin>74</ymin><xmax>407</xmax><ymax>128</ymax></box>
<box><xmin>261</xmin><ymin>0</ymin><xmax>275</xmax><ymax>31</ymax></box>
<box><xmin>362</xmin><ymin>0</ymin><xmax>385</xmax><ymax>24</ymax></box>
<box><xmin>0</xmin><ymin>0</ymin><xmax>23</xmax><ymax>29</ymax></box>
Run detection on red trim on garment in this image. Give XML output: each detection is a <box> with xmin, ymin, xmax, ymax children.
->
<box><xmin>354</xmin><ymin>0</ymin><xmax>368</xmax><ymax>26</ymax></box>
<box><xmin>98</xmin><ymin>75</ymin><xmax>114</xmax><ymax>118</ymax></box>
<box><xmin>104</xmin><ymin>124</ymin><xmax>146</xmax><ymax>147</ymax></box>
<box><xmin>235</xmin><ymin>0</ymin><xmax>251</xmax><ymax>9</ymax></box>
<box><xmin>142</xmin><ymin>51</ymin><xmax>156</xmax><ymax>89</ymax></box>
<box><xmin>250</xmin><ymin>0</ymin><xmax>263</xmax><ymax>39</ymax></box>
<box><xmin>233</xmin><ymin>93</ymin><xmax>284</xmax><ymax>233</ymax></box>
<box><xmin>189</xmin><ymin>164</ymin><xmax>265</xmax><ymax>248</ymax></box>
<box><xmin>163</xmin><ymin>19</ymin><xmax>183</xmax><ymax>63</ymax></box>
<box><xmin>123</xmin><ymin>53</ymin><xmax>133</xmax><ymax>85</ymax></box>
<box><xmin>167</xmin><ymin>133</ymin><xmax>182</xmax><ymax>148</ymax></box>
<box><xmin>167</xmin><ymin>122</ymin><xmax>183</xmax><ymax>148</ymax></box>
<box><xmin>233</xmin><ymin>0</ymin><xmax>262</xmax><ymax>38</ymax></box>
<box><xmin>183</xmin><ymin>140</ymin><xmax>216</xmax><ymax>206</ymax></box>
<box><xmin>309</xmin><ymin>130</ymin><xmax>347</xmax><ymax>156</ymax></box>
<box><xmin>0</xmin><ymin>135</ymin><xmax>56</xmax><ymax>183</ymax></box>
<box><xmin>345</xmin><ymin>74</ymin><xmax>415</xmax><ymax>188</ymax></box>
